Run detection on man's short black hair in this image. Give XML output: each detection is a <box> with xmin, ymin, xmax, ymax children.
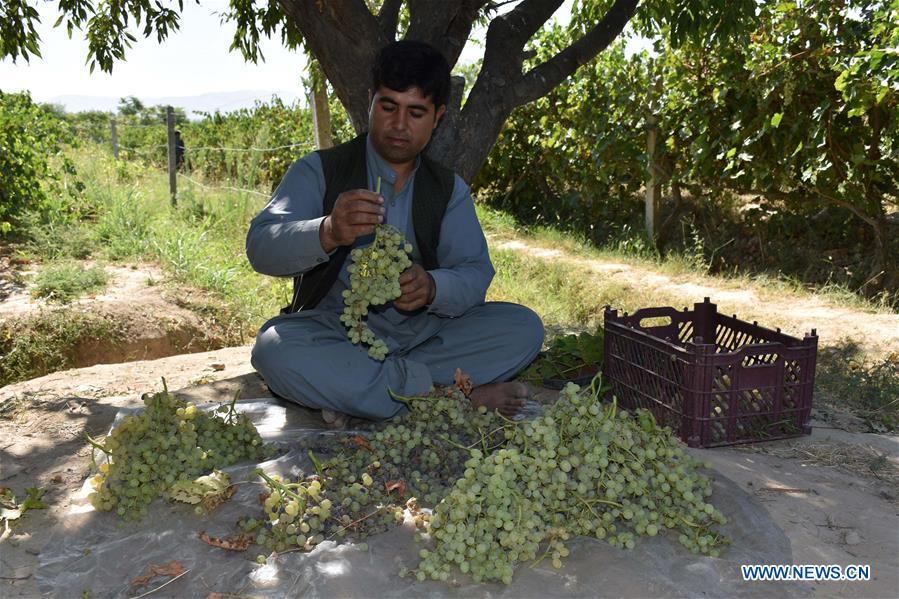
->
<box><xmin>371</xmin><ymin>40</ymin><xmax>451</xmax><ymax>109</ymax></box>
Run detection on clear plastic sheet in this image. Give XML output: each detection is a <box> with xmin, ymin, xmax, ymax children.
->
<box><xmin>37</xmin><ymin>399</ymin><xmax>807</xmax><ymax>598</ymax></box>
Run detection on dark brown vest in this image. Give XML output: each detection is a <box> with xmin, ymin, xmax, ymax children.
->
<box><xmin>283</xmin><ymin>134</ymin><xmax>455</xmax><ymax>313</ymax></box>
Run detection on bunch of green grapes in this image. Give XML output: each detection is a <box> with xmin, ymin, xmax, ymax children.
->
<box><xmin>247</xmin><ymin>383</ymin><xmax>728</xmax><ymax>584</ymax></box>
<box><xmin>246</xmin><ymin>469</ymin><xmax>406</xmax><ymax>554</ymax></box>
<box><xmin>86</xmin><ymin>385</ymin><xmax>269</xmax><ymax>520</ymax></box>
<box><xmin>249</xmin><ymin>389</ymin><xmax>502</xmax><ymax>554</ymax></box>
<box><xmin>340</xmin><ymin>224</ymin><xmax>412</xmax><ymax>360</ymax></box>
<box><xmin>415</xmin><ymin>382</ymin><xmax>727</xmax><ymax>582</ymax></box>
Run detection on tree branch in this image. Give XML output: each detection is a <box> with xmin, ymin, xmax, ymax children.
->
<box><xmin>278</xmin><ymin>0</ymin><xmax>385</xmax><ymax>131</ymax></box>
<box><xmin>511</xmin><ymin>0</ymin><xmax>639</xmax><ymax>106</ymax></box>
<box><xmin>813</xmin><ymin>189</ymin><xmax>879</xmax><ymax>230</ymax></box>
<box><xmin>490</xmin><ymin>0</ymin><xmax>564</xmax><ymax>51</ymax></box>
<box><xmin>406</xmin><ymin>1</ymin><xmax>489</xmax><ymax>66</ymax></box>
<box><xmin>378</xmin><ymin>0</ymin><xmax>403</xmax><ymax>41</ymax></box>
<box><xmin>442</xmin><ymin>1</ymin><xmax>492</xmax><ymax>66</ymax></box>
<box><xmin>473</xmin><ymin>0</ymin><xmax>561</xmax><ymax>115</ymax></box>
<box><xmin>407</xmin><ymin>0</ymin><xmax>458</xmax><ymax>42</ymax></box>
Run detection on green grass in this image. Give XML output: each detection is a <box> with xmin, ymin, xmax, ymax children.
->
<box><xmin>31</xmin><ymin>261</ymin><xmax>109</xmax><ymax>303</ymax></box>
<box><xmin>20</xmin><ymin>149</ymin><xmax>289</xmax><ymax>337</ymax></box>
<box><xmin>815</xmin><ymin>342</ymin><xmax>899</xmax><ymax>432</ymax></box>
<box><xmin>0</xmin><ymin>309</ymin><xmax>123</xmax><ymax>387</ymax></box>
<box><xmin>476</xmin><ymin>204</ymin><xmax>897</xmax><ymax>315</ymax></box>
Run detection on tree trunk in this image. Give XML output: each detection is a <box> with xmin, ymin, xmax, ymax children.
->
<box><xmin>278</xmin><ymin>0</ymin><xmax>639</xmax><ymax>182</ymax></box>
<box><xmin>310</xmin><ymin>80</ymin><xmax>333</xmax><ymax>150</ymax></box>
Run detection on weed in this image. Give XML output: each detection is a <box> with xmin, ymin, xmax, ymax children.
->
<box><xmin>31</xmin><ymin>261</ymin><xmax>109</xmax><ymax>303</ymax></box>
<box><xmin>95</xmin><ymin>187</ymin><xmax>157</xmax><ymax>260</ymax></box>
<box><xmin>611</xmin><ymin>224</ymin><xmax>659</xmax><ymax>260</ymax></box>
<box><xmin>0</xmin><ymin>310</ymin><xmax>123</xmax><ymax>386</ymax></box>
<box><xmin>20</xmin><ymin>214</ymin><xmax>96</xmax><ymax>260</ymax></box>
<box><xmin>816</xmin><ymin>342</ymin><xmax>899</xmax><ymax>432</ymax></box>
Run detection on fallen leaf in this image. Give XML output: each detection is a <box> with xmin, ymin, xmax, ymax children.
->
<box><xmin>352</xmin><ymin>435</ymin><xmax>374</xmax><ymax>453</ymax></box>
<box><xmin>204</xmin><ymin>486</ymin><xmax>237</xmax><ymax>513</ymax></box>
<box><xmin>0</xmin><ymin>507</ymin><xmax>22</xmax><ymax>521</ymax></box>
<box><xmin>385</xmin><ymin>480</ymin><xmax>406</xmax><ymax>495</ymax></box>
<box><xmin>453</xmin><ymin>368</ymin><xmax>474</xmax><ymax>396</ymax></box>
<box><xmin>170</xmin><ymin>472</ymin><xmax>234</xmax><ymax>512</ymax></box>
<box><xmin>131</xmin><ymin>560</ymin><xmax>186</xmax><ymax>586</ymax></box>
<box><xmin>198</xmin><ymin>531</ymin><xmax>253</xmax><ymax>551</ymax></box>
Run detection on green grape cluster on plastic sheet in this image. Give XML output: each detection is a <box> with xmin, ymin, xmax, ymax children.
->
<box><xmin>250</xmin><ymin>381</ymin><xmax>729</xmax><ymax>583</ymax></box>
<box><xmin>87</xmin><ymin>385</ymin><xmax>269</xmax><ymax>520</ymax></box>
<box><xmin>340</xmin><ymin>223</ymin><xmax>413</xmax><ymax>360</ymax></box>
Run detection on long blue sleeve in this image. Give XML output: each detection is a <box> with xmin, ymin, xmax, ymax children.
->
<box><xmin>426</xmin><ymin>175</ymin><xmax>495</xmax><ymax>317</ymax></box>
<box><xmin>245</xmin><ymin>153</ymin><xmax>331</xmax><ymax>277</ymax></box>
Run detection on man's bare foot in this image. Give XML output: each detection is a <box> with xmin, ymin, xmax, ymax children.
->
<box><xmin>468</xmin><ymin>381</ymin><xmax>529</xmax><ymax>417</ymax></box>
<box><xmin>321</xmin><ymin>408</ymin><xmax>350</xmax><ymax>430</ymax></box>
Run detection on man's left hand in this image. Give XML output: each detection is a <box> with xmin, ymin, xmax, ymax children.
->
<box><xmin>394</xmin><ymin>264</ymin><xmax>435</xmax><ymax>311</ymax></box>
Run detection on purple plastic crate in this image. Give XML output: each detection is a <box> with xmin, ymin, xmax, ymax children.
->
<box><xmin>603</xmin><ymin>298</ymin><xmax>817</xmax><ymax>448</ymax></box>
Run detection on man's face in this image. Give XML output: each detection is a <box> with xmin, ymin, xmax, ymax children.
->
<box><xmin>368</xmin><ymin>85</ymin><xmax>445</xmax><ymax>168</ymax></box>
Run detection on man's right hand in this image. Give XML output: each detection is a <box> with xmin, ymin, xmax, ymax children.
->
<box><xmin>319</xmin><ymin>189</ymin><xmax>385</xmax><ymax>253</ymax></box>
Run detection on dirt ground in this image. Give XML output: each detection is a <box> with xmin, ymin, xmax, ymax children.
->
<box><xmin>3</xmin><ymin>357</ymin><xmax>898</xmax><ymax>597</ymax></box>
<box><xmin>0</xmin><ymin>260</ymin><xmax>237</xmax><ymax>374</ymax></box>
<box><xmin>1</xmin><ymin>255</ymin><xmax>898</xmax><ymax>597</ymax></box>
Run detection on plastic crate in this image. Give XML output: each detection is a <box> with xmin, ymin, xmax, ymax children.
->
<box><xmin>603</xmin><ymin>298</ymin><xmax>817</xmax><ymax>448</ymax></box>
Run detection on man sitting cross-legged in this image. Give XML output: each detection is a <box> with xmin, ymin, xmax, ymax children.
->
<box><xmin>246</xmin><ymin>40</ymin><xmax>544</xmax><ymax>423</ymax></box>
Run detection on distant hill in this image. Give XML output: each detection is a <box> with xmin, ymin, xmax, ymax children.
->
<box><xmin>47</xmin><ymin>90</ymin><xmax>303</xmax><ymax>118</ymax></box>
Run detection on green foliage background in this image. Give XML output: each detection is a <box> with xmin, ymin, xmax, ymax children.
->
<box><xmin>3</xmin><ymin>0</ymin><xmax>896</xmax><ymax>304</ymax></box>
<box><xmin>0</xmin><ymin>91</ymin><xmax>82</xmax><ymax>233</ymax></box>
<box><xmin>476</xmin><ymin>0</ymin><xmax>898</xmax><ymax>302</ymax></box>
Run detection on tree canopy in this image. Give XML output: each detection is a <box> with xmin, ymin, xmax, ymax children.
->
<box><xmin>1</xmin><ymin>0</ymin><xmax>757</xmax><ymax>180</ymax></box>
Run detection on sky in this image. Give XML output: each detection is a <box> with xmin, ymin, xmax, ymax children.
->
<box><xmin>0</xmin><ymin>0</ymin><xmax>615</xmax><ymax>112</ymax></box>
<box><xmin>0</xmin><ymin>1</ymin><xmax>307</xmax><ymax>104</ymax></box>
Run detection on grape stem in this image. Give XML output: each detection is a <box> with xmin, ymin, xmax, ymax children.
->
<box><xmin>84</xmin><ymin>433</ymin><xmax>111</xmax><ymax>457</ymax></box>
<box><xmin>436</xmin><ymin>434</ymin><xmax>471</xmax><ymax>452</ymax></box>
<box><xmin>387</xmin><ymin>388</ymin><xmax>429</xmax><ymax>407</ymax></box>
<box><xmin>254</xmin><ymin>469</ymin><xmax>304</xmax><ymax>503</ymax></box>
<box><xmin>308</xmin><ymin>450</ymin><xmax>324</xmax><ymax>476</ymax></box>
<box><xmin>468</xmin><ymin>425</ymin><xmax>507</xmax><ymax>450</ymax></box>
<box><xmin>679</xmin><ymin>516</ymin><xmax>706</xmax><ymax>529</ymax></box>
<box><xmin>128</xmin><ymin>567</ymin><xmax>191</xmax><ymax>599</ymax></box>
<box><xmin>529</xmin><ymin>529</ymin><xmax>565</xmax><ymax>569</ymax></box>
<box><xmin>327</xmin><ymin>506</ymin><xmax>387</xmax><ymax>540</ymax></box>
<box><xmin>494</xmin><ymin>410</ymin><xmax>517</xmax><ymax>425</ymax></box>
<box><xmin>221</xmin><ymin>388</ymin><xmax>241</xmax><ymax>425</ymax></box>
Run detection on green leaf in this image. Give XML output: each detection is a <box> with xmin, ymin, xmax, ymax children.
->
<box><xmin>834</xmin><ymin>71</ymin><xmax>849</xmax><ymax>92</ymax></box>
<box><xmin>21</xmin><ymin>487</ymin><xmax>47</xmax><ymax>511</ymax></box>
<box><xmin>770</xmin><ymin>112</ymin><xmax>783</xmax><ymax>128</ymax></box>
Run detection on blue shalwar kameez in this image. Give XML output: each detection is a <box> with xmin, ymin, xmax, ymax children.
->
<box><xmin>246</xmin><ymin>136</ymin><xmax>544</xmax><ymax>419</ymax></box>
